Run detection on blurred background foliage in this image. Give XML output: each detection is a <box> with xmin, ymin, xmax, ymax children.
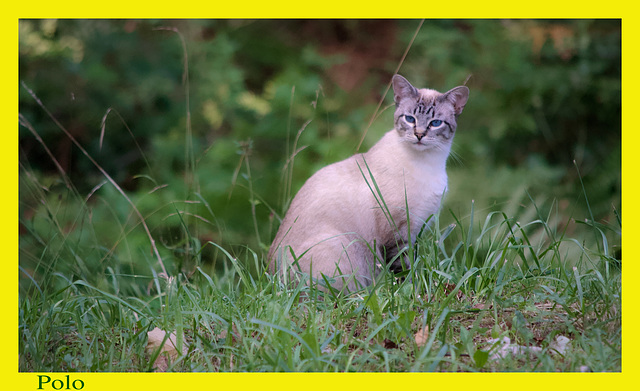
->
<box><xmin>19</xmin><ymin>19</ymin><xmax>620</xmax><ymax>292</ymax></box>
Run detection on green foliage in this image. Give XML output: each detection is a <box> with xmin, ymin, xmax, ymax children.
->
<box><xmin>18</xmin><ymin>19</ymin><xmax>620</xmax><ymax>372</ymax></box>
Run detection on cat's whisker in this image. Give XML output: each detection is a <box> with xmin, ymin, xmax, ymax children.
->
<box><xmin>448</xmin><ymin>148</ymin><xmax>464</xmax><ymax>167</ymax></box>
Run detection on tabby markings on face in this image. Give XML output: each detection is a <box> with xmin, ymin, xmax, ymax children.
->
<box><xmin>398</xmin><ymin>98</ymin><xmax>454</xmax><ymax>142</ymax></box>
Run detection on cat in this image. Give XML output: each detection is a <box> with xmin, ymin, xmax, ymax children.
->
<box><xmin>268</xmin><ymin>74</ymin><xmax>469</xmax><ymax>291</ymax></box>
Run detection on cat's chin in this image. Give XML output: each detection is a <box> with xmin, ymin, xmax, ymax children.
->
<box><xmin>409</xmin><ymin>141</ymin><xmax>435</xmax><ymax>151</ymax></box>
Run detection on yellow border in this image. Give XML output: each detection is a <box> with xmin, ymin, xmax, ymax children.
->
<box><xmin>8</xmin><ymin>3</ymin><xmax>633</xmax><ymax>390</ymax></box>
<box><xmin>11</xmin><ymin>0</ymin><xmax>627</xmax><ymax>19</ymax></box>
<box><xmin>621</xmin><ymin>14</ymin><xmax>632</xmax><ymax>378</ymax></box>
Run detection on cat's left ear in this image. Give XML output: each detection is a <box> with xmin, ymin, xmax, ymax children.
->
<box><xmin>443</xmin><ymin>86</ymin><xmax>469</xmax><ymax>116</ymax></box>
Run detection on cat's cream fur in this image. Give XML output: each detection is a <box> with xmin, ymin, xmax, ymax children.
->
<box><xmin>268</xmin><ymin>75</ymin><xmax>469</xmax><ymax>291</ymax></box>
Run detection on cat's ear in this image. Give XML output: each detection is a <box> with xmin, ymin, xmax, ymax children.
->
<box><xmin>392</xmin><ymin>75</ymin><xmax>419</xmax><ymax>104</ymax></box>
<box><xmin>443</xmin><ymin>86</ymin><xmax>469</xmax><ymax>116</ymax></box>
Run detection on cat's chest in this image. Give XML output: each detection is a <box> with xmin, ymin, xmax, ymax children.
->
<box><xmin>401</xmin><ymin>166</ymin><xmax>446</xmax><ymax>207</ymax></box>
<box><xmin>377</xmin><ymin>162</ymin><xmax>447</xmax><ymax>217</ymax></box>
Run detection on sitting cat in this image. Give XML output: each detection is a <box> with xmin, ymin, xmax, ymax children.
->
<box><xmin>268</xmin><ymin>74</ymin><xmax>469</xmax><ymax>291</ymax></box>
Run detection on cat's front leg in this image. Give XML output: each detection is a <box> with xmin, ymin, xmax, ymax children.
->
<box><xmin>381</xmin><ymin>243</ymin><xmax>412</xmax><ymax>274</ymax></box>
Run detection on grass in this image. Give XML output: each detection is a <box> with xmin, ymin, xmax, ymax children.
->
<box><xmin>18</xmin><ymin>165</ymin><xmax>621</xmax><ymax>372</ymax></box>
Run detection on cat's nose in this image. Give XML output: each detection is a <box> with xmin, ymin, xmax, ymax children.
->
<box><xmin>415</xmin><ymin>131</ymin><xmax>427</xmax><ymax>141</ymax></box>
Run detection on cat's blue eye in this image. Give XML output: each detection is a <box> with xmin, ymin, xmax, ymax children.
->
<box><xmin>430</xmin><ymin>119</ymin><xmax>443</xmax><ymax>127</ymax></box>
<box><xmin>404</xmin><ymin>115</ymin><xmax>416</xmax><ymax>124</ymax></box>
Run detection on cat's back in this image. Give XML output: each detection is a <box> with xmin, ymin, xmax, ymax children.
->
<box><xmin>282</xmin><ymin>152</ymin><xmax>370</xmax><ymax>218</ymax></box>
<box><xmin>286</xmin><ymin>132</ymin><xmax>402</xmax><ymax>205</ymax></box>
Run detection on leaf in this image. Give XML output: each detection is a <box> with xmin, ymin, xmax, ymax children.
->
<box><xmin>396</xmin><ymin>310</ymin><xmax>416</xmax><ymax>337</ymax></box>
<box><xmin>472</xmin><ymin>302</ymin><xmax>492</xmax><ymax>310</ymax></box>
<box><xmin>473</xmin><ymin>349</ymin><xmax>489</xmax><ymax>368</ymax></box>
<box><xmin>414</xmin><ymin>326</ymin><xmax>429</xmax><ymax>347</ymax></box>
<box><xmin>301</xmin><ymin>329</ymin><xmax>321</xmax><ymax>359</ymax></box>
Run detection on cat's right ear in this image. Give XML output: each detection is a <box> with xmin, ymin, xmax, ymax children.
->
<box><xmin>392</xmin><ymin>75</ymin><xmax>419</xmax><ymax>105</ymax></box>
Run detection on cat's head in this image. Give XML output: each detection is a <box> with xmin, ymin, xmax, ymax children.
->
<box><xmin>392</xmin><ymin>74</ymin><xmax>469</xmax><ymax>153</ymax></box>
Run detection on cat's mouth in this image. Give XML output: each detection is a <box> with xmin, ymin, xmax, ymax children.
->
<box><xmin>412</xmin><ymin>137</ymin><xmax>444</xmax><ymax>152</ymax></box>
<box><xmin>412</xmin><ymin>142</ymin><xmax>431</xmax><ymax>151</ymax></box>
<box><xmin>414</xmin><ymin>138</ymin><xmax>433</xmax><ymax>147</ymax></box>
